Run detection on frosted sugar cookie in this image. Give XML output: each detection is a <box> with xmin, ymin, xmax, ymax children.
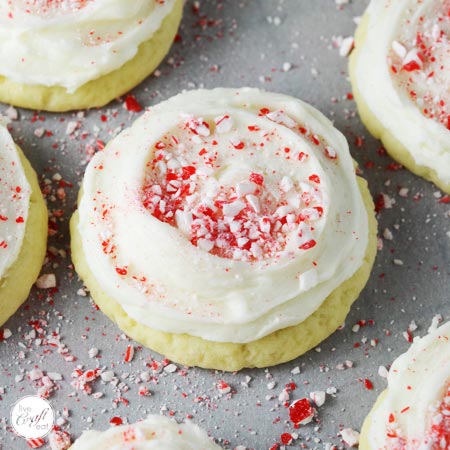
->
<box><xmin>0</xmin><ymin>124</ymin><xmax>47</xmax><ymax>326</ymax></box>
<box><xmin>71</xmin><ymin>88</ymin><xmax>377</xmax><ymax>371</ymax></box>
<box><xmin>360</xmin><ymin>320</ymin><xmax>450</xmax><ymax>449</ymax></box>
<box><xmin>69</xmin><ymin>415</ymin><xmax>222</xmax><ymax>449</ymax></box>
<box><xmin>0</xmin><ymin>0</ymin><xmax>183</xmax><ymax>112</ymax></box>
<box><xmin>350</xmin><ymin>0</ymin><xmax>450</xmax><ymax>193</ymax></box>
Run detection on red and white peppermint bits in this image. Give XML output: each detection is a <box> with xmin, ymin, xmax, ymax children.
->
<box><xmin>289</xmin><ymin>398</ymin><xmax>316</xmax><ymax>425</ymax></box>
<box><xmin>48</xmin><ymin>431</ymin><xmax>71</xmax><ymax>450</ymax></box>
<box><xmin>186</xmin><ymin>117</ymin><xmax>211</xmax><ymax>137</ymax></box>
<box><xmin>402</xmin><ymin>48</ymin><xmax>423</xmax><ymax>72</ymax></box>
<box><xmin>140</xmin><ymin>112</ymin><xmax>326</xmax><ymax>263</ymax></box>
<box><xmin>423</xmin><ymin>384</ymin><xmax>450</xmax><ymax>447</ymax></box>
<box><xmin>389</xmin><ymin>5</ymin><xmax>450</xmax><ymax>129</ymax></box>
<box><xmin>216</xmin><ymin>380</ymin><xmax>232</xmax><ymax>395</ymax></box>
<box><xmin>124</xmin><ymin>345</ymin><xmax>134</xmax><ymax>363</ymax></box>
<box><xmin>27</xmin><ymin>438</ymin><xmax>45</xmax><ymax>449</ymax></box>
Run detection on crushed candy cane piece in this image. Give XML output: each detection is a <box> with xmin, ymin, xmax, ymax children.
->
<box><xmin>310</xmin><ymin>391</ymin><xmax>326</xmax><ymax>407</ymax></box>
<box><xmin>340</xmin><ymin>428</ymin><xmax>360</xmax><ymax>447</ymax></box>
<box><xmin>27</xmin><ymin>438</ymin><xmax>45</xmax><ymax>449</ymax></box>
<box><xmin>217</xmin><ymin>380</ymin><xmax>231</xmax><ymax>394</ymax></box>
<box><xmin>289</xmin><ymin>398</ymin><xmax>315</xmax><ymax>425</ymax></box>
<box><xmin>49</xmin><ymin>431</ymin><xmax>71</xmax><ymax>450</ymax></box>
<box><xmin>124</xmin><ymin>345</ymin><xmax>134</xmax><ymax>363</ymax></box>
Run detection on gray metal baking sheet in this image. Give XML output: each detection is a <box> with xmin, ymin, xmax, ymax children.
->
<box><xmin>1</xmin><ymin>1</ymin><xmax>449</xmax><ymax>449</ymax></box>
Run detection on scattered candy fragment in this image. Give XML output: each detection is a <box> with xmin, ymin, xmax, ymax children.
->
<box><xmin>289</xmin><ymin>398</ymin><xmax>315</xmax><ymax>425</ymax></box>
<box><xmin>340</xmin><ymin>428</ymin><xmax>360</xmax><ymax>447</ymax></box>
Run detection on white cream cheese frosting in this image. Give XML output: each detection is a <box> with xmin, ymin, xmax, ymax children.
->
<box><xmin>353</xmin><ymin>0</ymin><xmax>450</xmax><ymax>187</ymax></box>
<box><xmin>77</xmin><ymin>88</ymin><xmax>369</xmax><ymax>343</ymax></box>
<box><xmin>69</xmin><ymin>415</ymin><xmax>222</xmax><ymax>450</ymax></box>
<box><xmin>0</xmin><ymin>0</ymin><xmax>176</xmax><ymax>93</ymax></box>
<box><xmin>367</xmin><ymin>321</ymin><xmax>450</xmax><ymax>449</ymax></box>
<box><xmin>0</xmin><ymin>124</ymin><xmax>31</xmax><ymax>279</ymax></box>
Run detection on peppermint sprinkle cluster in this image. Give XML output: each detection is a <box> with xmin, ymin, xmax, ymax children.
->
<box><xmin>141</xmin><ymin>109</ymin><xmax>337</xmax><ymax>262</ymax></box>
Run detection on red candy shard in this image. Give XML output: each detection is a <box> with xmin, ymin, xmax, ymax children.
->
<box><xmin>181</xmin><ymin>165</ymin><xmax>196</xmax><ymax>180</ymax></box>
<box><xmin>299</xmin><ymin>239</ymin><xmax>317</xmax><ymax>251</ymax></box>
<box><xmin>308</xmin><ymin>174</ymin><xmax>320</xmax><ymax>184</ymax></box>
<box><xmin>110</xmin><ymin>416</ymin><xmax>123</xmax><ymax>426</ymax></box>
<box><xmin>311</xmin><ymin>134</ymin><xmax>320</xmax><ymax>145</ymax></box>
<box><xmin>289</xmin><ymin>398</ymin><xmax>315</xmax><ymax>425</ymax></box>
<box><xmin>280</xmin><ymin>433</ymin><xmax>293</xmax><ymax>445</ymax></box>
<box><xmin>27</xmin><ymin>438</ymin><xmax>45</xmax><ymax>449</ymax></box>
<box><xmin>429</xmin><ymin>385</ymin><xmax>450</xmax><ymax>446</ymax></box>
<box><xmin>124</xmin><ymin>345</ymin><xmax>134</xmax><ymax>363</ymax></box>
<box><xmin>232</xmin><ymin>141</ymin><xmax>245</xmax><ymax>150</ymax></box>
<box><xmin>298</xmin><ymin>151</ymin><xmax>307</xmax><ymax>161</ymax></box>
<box><xmin>115</xmin><ymin>267</ymin><xmax>128</xmax><ymax>276</ymax></box>
<box><xmin>402</xmin><ymin>59</ymin><xmax>421</xmax><ymax>72</ymax></box>
<box><xmin>249</xmin><ymin>172</ymin><xmax>264</xmax><ymax>185</ymax></box>
<box><xmin>124</xmin><ymin>94</ymin><xmax>143</xmax><ymax>112</ymax></box>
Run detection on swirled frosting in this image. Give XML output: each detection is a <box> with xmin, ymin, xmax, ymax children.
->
<box><xmin>0</xmin><ymin>0</ymin><xmax>176</xmax><ymax>92</ymax></box>
<box><xmin>0</xmin><ymin>124</ymin><xmax>31</xmax><ymax>279</ymax></box>
<box><xmin>353</xmin><ymin>0</ymin><xmax>450</xmax><ymax>187</ymax></box>
<box><xmin>366</xmin><ymin>320</ymin><xmax>450</xmax><ymax>449</ymax></box>
<box><xmin>77</xmin><ymin>88</ymin><xmax>369</xmax><ymax>343</ymax></box>
<box><xmin>69</xmin><ymin>415</ymin><xmax>222</xmax><ymax>450</ymax></box>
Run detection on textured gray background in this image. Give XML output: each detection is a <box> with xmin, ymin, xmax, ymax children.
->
<box><xmin>0</xmin><ymin>1</ymin><xmax>449</xmax><ymax>449</ymax></box>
